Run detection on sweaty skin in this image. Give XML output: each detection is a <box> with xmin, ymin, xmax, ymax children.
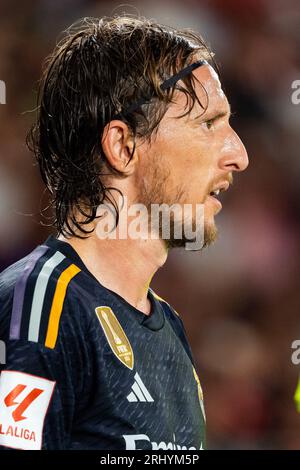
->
<box><xmin>59</xmin><ymin>60</ymin><xmax>249</xmax><ymax>315</ymax></box>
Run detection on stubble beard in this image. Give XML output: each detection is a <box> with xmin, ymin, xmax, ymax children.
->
<box><xmin>136</xmin><ymin>156</ymin><xmax>218</xmax><ymax>251</ymax></box>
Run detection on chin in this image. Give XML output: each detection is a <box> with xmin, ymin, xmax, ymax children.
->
<box><xmin>165</xmin><ymin>216</ymin><xmax>218</xmax><ymax>251</ymax></box>
<box><xmin>203</xmin><ymin>221</ymin><xmax>218</xmax><ymax>248</ymax></box>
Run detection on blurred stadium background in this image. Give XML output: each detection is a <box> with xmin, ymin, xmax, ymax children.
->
<box><xmin>0</xmin><ymin>0</ymin><xmax>300</xmax><ymax>449</ymax></box>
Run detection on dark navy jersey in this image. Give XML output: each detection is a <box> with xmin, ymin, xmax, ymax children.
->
<box><xmin>0</xmin><ymin>235</ymin><xmax>206</xmax><ymax>450</ymax></box>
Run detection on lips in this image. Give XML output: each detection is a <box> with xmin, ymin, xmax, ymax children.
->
<box><xmin>207</xmin><ymin>193</ymin><xmax>222</xmax><ymax>212</ymax></box>
<box><xmin>209</xmin><ymin>181</ymin><xmax>230</xmax><ymax>199</ymax></box>
<box><xmin>210</xmin><ymin>188</ymin><xmax>220</xmax><ymax>197</ymax></box>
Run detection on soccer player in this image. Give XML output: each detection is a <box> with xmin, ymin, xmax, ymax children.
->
<box><xmin>0</xmin><ymin>16</ymin><xmax>248</xmax><ymax>450</ymax></box>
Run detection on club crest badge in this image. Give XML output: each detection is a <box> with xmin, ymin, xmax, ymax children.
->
<box><xmin>95</xmin><ymin>306</ymin><xmax>134</xmax><ymax>370</ymax></box>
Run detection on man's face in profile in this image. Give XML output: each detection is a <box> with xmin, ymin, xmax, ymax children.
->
<box><xmin>136</xmin><ymin>61</ymin><xmax>249</xmax><ymax>249</ymax></box>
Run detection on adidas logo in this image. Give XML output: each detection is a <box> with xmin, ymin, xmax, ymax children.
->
<box><xmin>127</xmin><ymin>372</ymin><xmax>154</xmax><ymax>402</ymax></box>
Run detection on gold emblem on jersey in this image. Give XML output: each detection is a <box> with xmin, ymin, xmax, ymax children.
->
<box><xmin>95</xmin><ymin>306</ymin><xmax>134</xmax><ymax>370</ymax></box>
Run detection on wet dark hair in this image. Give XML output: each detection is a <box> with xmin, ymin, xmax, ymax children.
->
<box><xmin>27</xmin><ymin>15</ymin><xmax>215</xmax><ymax>238</ymax></box>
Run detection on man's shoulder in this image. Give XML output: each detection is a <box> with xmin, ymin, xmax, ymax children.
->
<box><xmin>150</xmin><ymin>289</ymin><xmax>181</xmax><ymax>318</ymax></box>
<box><xmin>0</xmin><ymin>242</ymin><xmax>88</xmax><ymax>350</ymax></box>
<box><xmin>150</xmin><ymin>289</ymin><xmax>195</xmax><ymax>366</ymax></box>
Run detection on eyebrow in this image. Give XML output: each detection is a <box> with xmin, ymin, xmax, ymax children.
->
<box><xmin>193</xmin><ymin>101</ymin><xmax>232</xmax><ymax>121</ymax></box>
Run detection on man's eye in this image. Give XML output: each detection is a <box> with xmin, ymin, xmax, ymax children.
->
<box><xmin>203</xmin><ymin>119</ymin><xmax>215</xmax><ymax>130</ymax></box>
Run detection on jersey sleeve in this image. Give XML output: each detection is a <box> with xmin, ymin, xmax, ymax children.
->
<box><xmin>0</xmin><ymin>274</ymin><xmax>91</xmax><ymax>450</ymax></box>
<box><xmin>0</xmin><ymin>340</ymin><xmax>71</xmax><ymax>450</ymax></box>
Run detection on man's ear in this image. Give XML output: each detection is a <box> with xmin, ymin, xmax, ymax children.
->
<box><xmin>101</xmin><ymin>120</ymin><xmax>138</xmax><ymax>175</ymax></box>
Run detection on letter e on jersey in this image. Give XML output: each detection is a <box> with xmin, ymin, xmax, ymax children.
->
<box><xmin>0</xmin><ymin>371</ymin><xmax>55</xmax><ymax>449</ymax></box>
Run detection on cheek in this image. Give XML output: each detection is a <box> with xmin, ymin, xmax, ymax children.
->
<box><xmin>174</xmin><ymin>157</ymin><xmax>213</xmax><ymax>203</ymax></box>
<box><xmin>180</xmin><ymin>143</ymin><xmax>215</xmax><ymax>196</ymax></box>
<box><xmin>154</xmin><ymin>127</ymin><xmax>215</xmax><ymax>199</ymax></box>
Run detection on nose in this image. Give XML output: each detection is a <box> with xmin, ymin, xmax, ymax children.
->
<box><xmin>218</xmin><ymin>128</ymin><xmax>249</xmax><ymax>173</ymax></box>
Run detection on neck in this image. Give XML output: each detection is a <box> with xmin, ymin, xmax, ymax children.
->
<box><xmin>58</xmin><ymin>231</ymin><xmax>168</xmax><ymax>315</ymax></box>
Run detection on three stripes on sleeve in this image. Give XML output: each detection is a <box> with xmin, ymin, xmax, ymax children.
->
<box><xmin>9</xmin><ymin>246</ymin><xmax>81</xmax><ymax>349</ymax></box>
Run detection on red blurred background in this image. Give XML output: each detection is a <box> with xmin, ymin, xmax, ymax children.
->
<box><xmin>0</xmin><ymin>0</ymin><xmax>300</xmax><ymax>449</ymax></box>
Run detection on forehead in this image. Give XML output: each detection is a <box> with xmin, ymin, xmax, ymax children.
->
<box><xmin>194</xmin><ymin>64</ymin><xmax>225</xmax><ymax>102</ymax></box>
<box><xmin>164</xmin><ymin>64</ymin><xmax>228</xmax><ymax>119</ymax></box>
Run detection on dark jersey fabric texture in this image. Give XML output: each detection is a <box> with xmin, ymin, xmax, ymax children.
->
<box><xmin>0</xmin><ymin>235</ymin><xmax>205</xmax><ymax>450</ymax></box>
